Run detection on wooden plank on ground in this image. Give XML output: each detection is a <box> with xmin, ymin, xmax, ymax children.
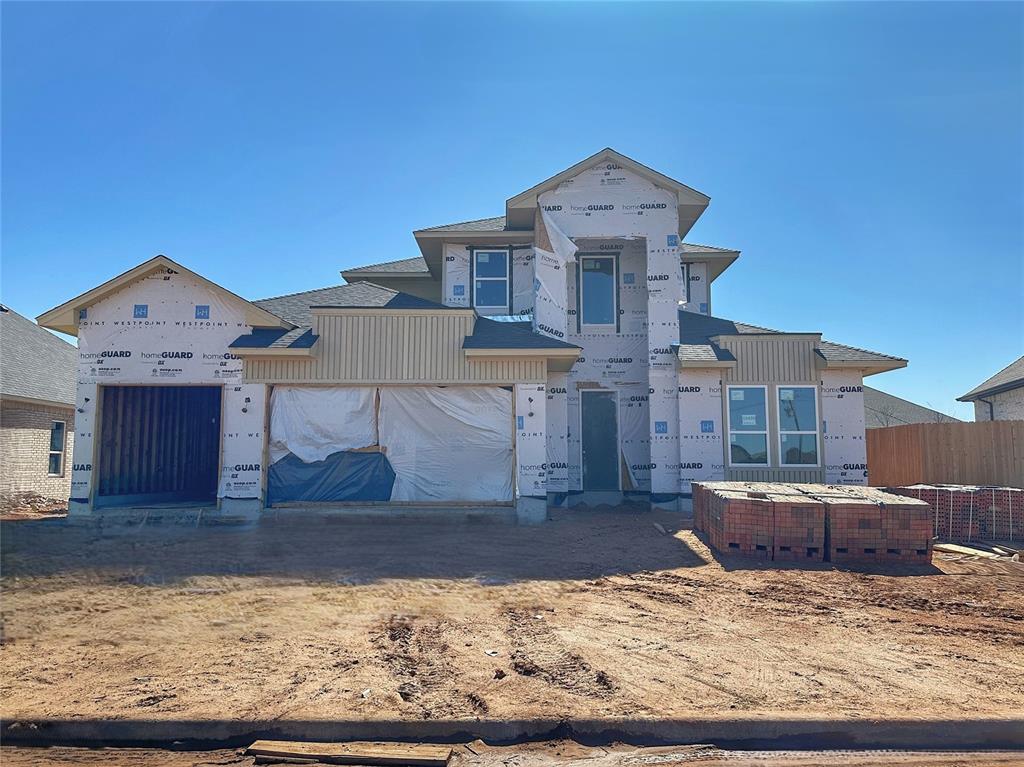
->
<box><xmin>246</xmin><ymin>740</ymin><xmax>453</xmax><ymax>767</ymax></box>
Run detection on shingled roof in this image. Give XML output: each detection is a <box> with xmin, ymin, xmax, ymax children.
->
<box><xmin>864</xmin><ymin>387</ymin><xmax>959</xmax><ymax>428</ymax></box>
<box><xmin>254</xmin><ymin>282</ymin><xmax>444</xmax><ymax>327</ymax></box>
<box><xmin>957</xmin><ymin>355</ymin><xmax>1024</xmax><ymax>402</ymax></box>
<box><xmin>0</xmin><ymin>305</ymin><xmax>78</xmax><ymax>406</ymax></box>
<box><xmin>463</xmin><ymin>318</ymin><xmax>580</xmax><ymax>351</ymax></box>
<box><xmin>342</xmin><ymin>256</ymin><xmax>429</xmax><ymax>275</ymax></box>
<box><xmin>676</xmin><ymin>310</ymin><xmax>906</xmax><ymax>373</ymax></box>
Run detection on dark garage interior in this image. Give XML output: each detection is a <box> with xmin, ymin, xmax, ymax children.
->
<box><xmin>97</xmin><ymin>385</ymin><xmax>222</xmax><ymax>507</ymax></box>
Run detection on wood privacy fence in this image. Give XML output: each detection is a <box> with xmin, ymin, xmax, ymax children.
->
<box><xmin>866</xmin><ymin>420</ymin><xmax>1024</xmax><ymax>488</ymax></box>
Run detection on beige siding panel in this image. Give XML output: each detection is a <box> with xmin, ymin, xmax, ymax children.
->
<box><xmin>726</xmin><ymin>467</ymin><xmax>825</xmax><ymax>483</ymax></box>
<box><xmin>719</xmin><ymin>336</ymin><xmax>818</xmax><ymax>384</ymax></box>
<box><xmin>245</xmin><ymin>311</ymin><xmax>546</xmax><ymax>384</ymax></box>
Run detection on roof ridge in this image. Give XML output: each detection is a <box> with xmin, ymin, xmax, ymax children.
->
<box><xmin>342</xmin><ymin>256</ymin><xmax>427</xmax><ymax>273</ymax></box>
<box><xmin>417</xmin><ymin>214</ymin><xmax>506</xmax><ymax>232</ymax></box>
<box><xmin>820</xmin><ymin>338</ymin><xmax>905</xmax><ymax>361</ymax></box>
<box><xmin>255</xmin><ymin>283</ymin><xmax>366</xmax><ymax>303</ymax></box>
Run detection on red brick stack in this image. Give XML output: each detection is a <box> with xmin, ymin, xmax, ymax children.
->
<box><xmin>885</xmin><ymin>484</ymin><xmax>1023</xmax><ymax>543</ymax></box>
<box><xmin>691</xmin><ymin>481</ymin><xmax>932</xmax><ymax>565</ymax></box>
<box><xmin>764</xmin><ymin>485</ymin><xmax>825</xmax><ymax>562</ymax></box>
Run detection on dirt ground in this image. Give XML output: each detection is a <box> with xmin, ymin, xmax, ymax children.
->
<box><xmin>2</xmin><ymin>509</ymin><xmax>1023</xmax><ymax>727</ymax></box>
<box><xmin>0</xmin><ymin>492</ymin><xmax>67</xmax><ymax>521</ymax></box>
<box><xmin>2</xmin><ymin>742</ymin><xmax>1023</xmax><ymax>767</ymax></box>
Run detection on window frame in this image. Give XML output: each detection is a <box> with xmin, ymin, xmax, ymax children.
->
<box><xmin>48</xmin><ymin>420</ymin><xmax>67</xmax><ymax>477</ymax></box>
<box><xmin>578</xmin><ymin>254</ymin><xmax>618</xmax><ymax>330</ymax></box>
<box><xmin>725</xmin><ymin>385</ymin><xmax>770</xmax><ymax>468</ymax></box>
<box><xmin>471</xmin><ymin>248</ymin><xmax>511</xmax><ymax>313</ymax></box>
<box><xmin>776</xmin><ymin>384</ymin><xmax>821</xmax><ymax>468</ymax></box>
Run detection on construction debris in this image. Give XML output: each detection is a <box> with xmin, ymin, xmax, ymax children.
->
<box><xmin>245</xmin><ymin>741</ymin><xmax>452</xmax><ymax>767</ymax></box>
<box><xmin>693</xmin><ymin>482</ymin><xmax>933</xmax><ymax>564</ymax></box>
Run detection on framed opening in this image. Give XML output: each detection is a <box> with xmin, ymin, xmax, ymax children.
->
<box><xmin>579</xmin><ymin>255</ymin><xmax>617</xmax><ymax>330</ymax></box>
<box><xmin>726</xmin><ymin>385</ymin><xmax>769</xmax><ymax>467</ymax></box>
<box><xmin>579</xmin><ymin>389</ymin><xmax>620</xmax><ymax>491</ymax></box>
<box><xmin>472</xmin><ymin>249</ymin><xmax>510</xmax><ymax>313</ymax></box>
<box><xmin>777</xmin><ymin>385</ymin><xmax>820</xmax><ymax>467</ymax></box>
<box><xmin>47</xmin><ymin>420</ymin><xmax>66</xmax><ymax>476</ymax></box>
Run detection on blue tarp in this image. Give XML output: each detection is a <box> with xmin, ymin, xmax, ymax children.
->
<box><xmin>267</xmin><ymin>450</ymin><xmax>396</xmax><ymax>505</ymax></box>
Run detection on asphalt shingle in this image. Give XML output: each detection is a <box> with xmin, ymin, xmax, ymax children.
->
<box><xmin>0</xmin><ymin>305</ymin><xmax>78</xmax><ymax>406</ymax></box>
<box><xmin>463</xmin><ymin>318</ymin><xmax>580</xmax><ymax>351</ymax></box>
<box><xmin>342</xmin><ymin>256</ymin><xmax>429</xmax><ymax>275</ymax></box>
<box><xmin>958</xmin><ymin>356</ymin><xmax>1024</xmax><ymax>401</ymax></box>
<box><xmin>864</xmin><ymin>387</ymin><xmax>959</xmax><ymax>428</ymax></box>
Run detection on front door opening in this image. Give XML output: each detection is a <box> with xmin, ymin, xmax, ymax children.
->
<box><xmin>97</xmin><ymin>385</ymin><xmax>222</xmax><ymax>507</ymax></box>
<box><xmin>581</xmin><ymin>390</ymin><xmax>619</xmax><ymax>491</ymax></box>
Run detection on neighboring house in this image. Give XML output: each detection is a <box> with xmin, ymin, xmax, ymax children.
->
<box><xmin>957</xmin><ymin>356</ymin><xmax>1024</xmax><ymax>421</ymax></box>
<box><xmin>37</xmin><ymin>148</ymin><xmax>907</xmax><ymax>520</ymax></box>
<box><xmin>0</xmin><ymin>305</ymin><xmax>78</xmax><ymax>501</ymax></box>
<box><xmin>863</xmin><ymin>386</ymin><xmax>960</xmax><ymax>428</ymax></box>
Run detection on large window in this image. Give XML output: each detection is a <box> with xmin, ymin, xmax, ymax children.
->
<box><xmin>580</xmin><ymin>255</ymin><xmax>616</xmax><ymax>327</ymax></box>
<box><xmin>727</xmin><ymin>386</ymin><xmax>768</xmax><ymax>466</ymax></box>
<box><xmin>473</xmin><ymin>250</ymin><xmax>509</xmax><ymax>312</ymax></box>
<box><xmin>778</xmin><ymin>386</ymin><xmax>819</xmax><ymax>466</ymax></box>
<box><xmin>48</xmin><ymin>421</ymin><xmax>66</xmax><ymax>476</ymax></box>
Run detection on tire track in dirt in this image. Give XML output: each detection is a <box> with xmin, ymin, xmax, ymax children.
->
<box><xmin>504</xmin><ymin>608</ymin><xmax>617</xmax><ymax>699</ymax></box>
<box><xmin>371</xmin><ymin>614</ymin><xmax>486</xmax><ymax>718</ymax></box>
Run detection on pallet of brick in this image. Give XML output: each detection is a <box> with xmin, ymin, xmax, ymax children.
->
<box><xmin>822</xmin><ymin>493</ymin><xmax>885</xmax><ymax>564</ymax></box>
<box><xmin>719</xmin><ymin>490</ymin><xmax>773</xmax><ymax>560</ymax></box>
<box><xmin>887</xmin><ymin>484</ymin><xmax>1023</xmax><ymax>543</ymax></box>
<box><xmin>768</xmin><ymin>490</ymin><xmax>825</xmax><ymax>562</ymax></box>
<box><xmin>856</xmin><ymin>486</ymin><xmax>933</xmax><ymax>562</ymax></box>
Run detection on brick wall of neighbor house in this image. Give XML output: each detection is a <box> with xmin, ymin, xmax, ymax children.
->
<box><xmin>0</xmin><ymin>400</ymin><xmax>76</xmax><ymax>500</ymax></box>
<box><xmin>973</xmin><ymin>388</ymin><xmax>1024</xmax><ymax>422</ymax></box>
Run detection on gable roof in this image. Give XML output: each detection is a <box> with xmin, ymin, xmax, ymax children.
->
<box><xmin>957</xmin><ymin>356</ymin><xmax>1024</xmax><ymax>402</ymax></box>
<box><xmin>254</xmin><ymin>282</ymin><xmax>445</xmax><ymax>327</ymax></box>
<box><xmin>36</xmin><ymin>255</ymin><xmax>292</xmax><ymax>336</ymax></box>
<box><xmin>417</xmin><ymin>216</ymin><xmax>511</xmax><ymax>234</ymax></box>
<box><xmin>341</xmin><ymin>256</ymin><xmax>430</xmax><ymax>276</ymax></box>
<box><xmin>0</xmin><ymin>305</ymin><xmax>77</xmax><ymax>406</ymax></box>
<box><xmin>677</xmin><ymin>310</ymin><xmax>907</xmax><ymax>376</ymax></box>
<box><xmin>864</xmin><ymin>386</ymin><xmax>959</xmax><ymax>428</ymax></box>
<box><xmin>504</xmin><ymin>148</ymin><xmax>710</xmax><ymax>232</ymax></box>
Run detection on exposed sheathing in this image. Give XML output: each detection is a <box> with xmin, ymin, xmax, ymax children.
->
<box><xmin>820</xmin><ymin>370</ymin><xmax>868</xmax><ymax>485</ymax></box>
<box><xmin>245</xmin><ymin>311</ymin><xmax>546</xmax><ymax>384</ymax></box>
<box><xmin>677</xmin><ymin>369</ymin><xmax>726</xmax><ymax>493</ymax></box>
<box><xmin>71</xmin><ymin>267</ymin><xmax>265</xmax><ymax>503</ymax></box>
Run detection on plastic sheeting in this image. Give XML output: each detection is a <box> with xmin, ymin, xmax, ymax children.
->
<box><xmin>378</xmin><ymin>387</ymin><xmax>513</xmax><ymax>502</ymax></box>
<box><xmin>267</xmin><ymin>450</ymin><xmax>395</xmax><ymax>504</ymax></box>
<box><xmin>269</xmin><ymin>386</ymin><xmax>376</xmax><ymax>464</ymax></box>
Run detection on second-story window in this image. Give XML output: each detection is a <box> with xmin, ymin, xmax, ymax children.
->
<box><xmin>580</xmin><ymin>255</ymin><xmax>617</xmax><ymax>328</ymax></box>
<box><xmin>473</xmin><ymin>250</ymin><xmax>509</xmax><ymax>312</ymax></box>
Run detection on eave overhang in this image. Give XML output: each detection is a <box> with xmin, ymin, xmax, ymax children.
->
<box><xmin>36</xmin><ymin>255</ymin><xmax>294</xmax><ymax>336</ymax></box>
<box><xmin>814</xmin><ymin>351</ymin><xmax>908</xmax><ymax>377</ymax></box>
<box><xmin>504</xmin><ymin>148</ymin><xmax>711</xmax><ymax>235</ymax></box>
<box><xmin>412</xmin><ymin>229</ymin><xmax>535</xmax><ymax>279</ymax></box>
<box><xmin>956</xmin><ymin>378</ymin><xmax>1024</xmax><ymax>403</ymax></box>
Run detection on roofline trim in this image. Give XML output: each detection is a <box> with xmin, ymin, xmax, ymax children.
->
<box><xmin>230</xmin><ymin>345</ymin><xmax>319</xmax><ymax>358</ymax></box>
<box><xmin>506</xmin><ymin>148</ymin><xmax>711</xmax><ymax>209</ymax></box>
<box><xmin>464</xmin><ymin>347</ymin><xmax>581</xmax><ymax>358</ymax></box>
<box><xmin>956</xmin><ymin>377</ymin><xmax>1024</xmax><ymax>402</ymax></box>
<box><xmin>37</xmin><ymin>255</ymin><xmax>294</xmax><ymax>336</ymax></box>
<box><xmin>0</xmin><ymin>393</ymin><xmax>77</xmax><ymax>409</ymax></box>
<box><xmin>310</xmin><ymin>306</ymin><xmax>476</xmax><ymax>317</ymax></box>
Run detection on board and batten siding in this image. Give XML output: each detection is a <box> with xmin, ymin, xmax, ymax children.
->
<box><xmin>245</xmin><ymin>309</ymin><xmax>547</xmax><ymax>385</ymax></box>
<box><xmin>718</xmin><ymin>334</ymin><xmax>826</xmax><ymax>483</ymax></box>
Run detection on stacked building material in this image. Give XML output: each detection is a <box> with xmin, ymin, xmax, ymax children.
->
<box><xmin>692</xmin><ymin>481</ymin><xmax>931</xmax><ymax>564</ymax></box>
<box><xmin>885</xmin><ymin>484</ymin><xmax>1023</xmax><ymax>543</ymax></box>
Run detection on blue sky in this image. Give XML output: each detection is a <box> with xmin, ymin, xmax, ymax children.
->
<box><xmin>2</xmin><ymin>2</ymin><xmax>1021</xmax><ymax>418</ymax></box>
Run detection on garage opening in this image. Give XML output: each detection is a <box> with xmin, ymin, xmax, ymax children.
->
<box><xmin>97</xmin><ymin>385</ymin><xmax>222</xmax><ymax>507</ymax></box>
